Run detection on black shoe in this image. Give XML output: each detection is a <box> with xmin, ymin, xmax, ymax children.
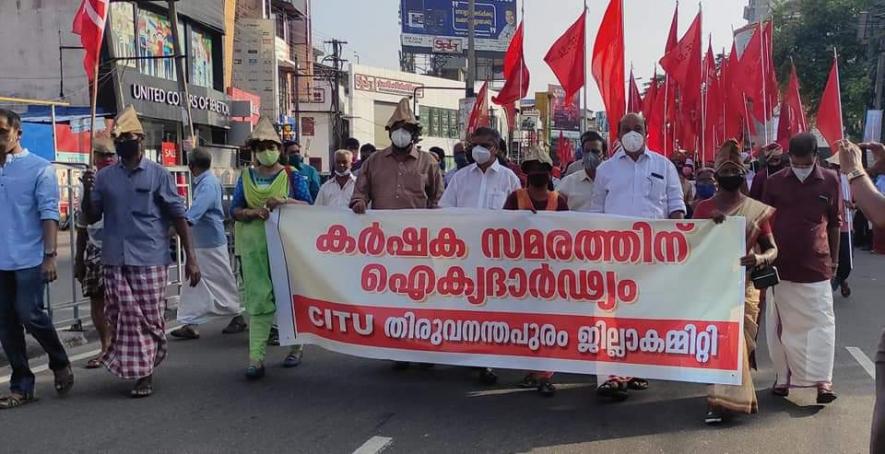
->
<box><xmin>222</xmin><ymin>315</ymin><xmax>247</xmax><ymax>334</ymax></box>
<box><xmin>705</xmin><ymin>407</ymin><xmax>725</xmax><ymax>425</ymax></box>
<box><xmin>840</xmin><ymin>282</ymin><xmax>851</xmax><ymax>298</ymax></box>
<box><xmin>246</xmin><ymin>364</ymin><xmax>266</xmax><ymax>380</ymax></box>
<box><xmin>267</xmin><ymin>327</ymin><xmax>280</xmax><ymax>346</ymax></box>
<box><xmin>478</xmin><ymin>368</ymin><xmax>498</xmax><ymax>385</ymax></box>
<box><xmin>596</xmin><ymin>380</ymin><xmax>629</xmax><ymax>401</ymax></box>
<box><xmin>170</xmin><ymin>325</ymin><xmax>200</xmax><ymax>340</ymax></box>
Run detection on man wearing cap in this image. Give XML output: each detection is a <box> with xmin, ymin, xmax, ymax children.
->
<box><xmin>231</xmin><ymin>116</ymin><xmax>312</xmax><ymax>379</ymax></box>
<box><xmin>761</xmin><ymin>132</ymin><xmax>842</xmax><ymax>404</ymax></box>
<box><xmin>749</xmin><ymin>143</ymin><xmax>787</xmax><ymax>200</ymax></box>
<box><xmin>565</xmin><ymin>131</ymin><xmax>608</xmax><ymax>177</ymax></box>
<box><xmin>81</xmin><ymin>106</ymin><xmax>202</xmax><ymax>398</ymax></box>
<box><xmin>589</xmin><ymin>112</ymin><xmax>686</xmax><ymax>401</ymax></box>
<box><xmin>350</xmin><ymin>97</ymin><xmax>444</xmax><ymax>214</ymax></box>
<box><xmin>74</xmin><ymin>137</ymin><xmax>117</xmax><ymax>369</ymax></box>
<box><xmin>170</xmin><ymin>147</ymin><xmax>246</xmax><ymax>341</ymax></box>
<box><xmin>0</xmin><ymin>108</ymin><xmax>73</xmax><ymax>409</ymax></box>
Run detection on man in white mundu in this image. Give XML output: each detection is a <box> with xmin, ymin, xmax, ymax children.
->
<box><xmin>589</xmin><ymin>113</ymin><xmax>687</xmax><ymax>401</ymax></box>
<box><xmin>171</xmin><ymin>148</ymin><xmax>245</xmax><ymax>340</ymax></box>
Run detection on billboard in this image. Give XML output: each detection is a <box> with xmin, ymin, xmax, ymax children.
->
<box><xmin>549</xmin><ymin>85</ymin><xmax>581</xmax><ymax>132</ymax></box>
<box><xmin>401</xmin><ymin>0</ymin><xmax>517</xmax><ymax>55</ymax></box>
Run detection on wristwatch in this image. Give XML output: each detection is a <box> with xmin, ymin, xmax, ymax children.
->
<box><xmin>43</xmin><ymin>250</ymin><xmax>57</xmax><ymax>258</ymax></box>
<box><xmin>846</xmin><ymin>169</ymin><xmax>866</xmax><ymax>182</ymax></box>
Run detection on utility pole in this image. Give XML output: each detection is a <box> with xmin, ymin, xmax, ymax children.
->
<box><xmin>466</xmin><ymin>0</ymin><xmax>476</xmax><ymax>97</ymax></box>
<box><xmin>294</xmin><ymin>54</ymin><xmax>301</xmax><ymax>143</ymax></box>
<box><xmin>325</xmin><ymin>39</ymin><xmax>347</xmax><ymax>166</ymax></box>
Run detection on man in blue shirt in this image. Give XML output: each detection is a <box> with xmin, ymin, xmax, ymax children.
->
<box><xmin>82</xmin><ymin>106</ymin><xmax>201</xmax><ymax>398</ymax></box>
<box><xmin>171</xmin><ymin>148</ymin><xmax>245</xmax><ymax>340</ymax></box>
<box><xmin>284</xmin><ymin>140</ymin><xmax>321</xmax><ymax>201</ymax></box>
<box><xmin>0</xmin><ymin>108</ymin><xmax>73</xmax><ymax>409</ymax></box>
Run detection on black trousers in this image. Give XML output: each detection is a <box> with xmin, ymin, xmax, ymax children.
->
<box><xmin>833</xmin><ymin>232</ymin><xmax>853</xmax><ymax>286</ymax></box>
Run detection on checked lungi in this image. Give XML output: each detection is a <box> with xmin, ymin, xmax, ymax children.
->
<box><xmin>100</xmin><ymin>265</ymin><xmax>168</xmax><ymax>380</ymax></box>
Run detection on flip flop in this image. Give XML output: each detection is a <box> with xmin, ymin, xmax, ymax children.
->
<box><xmin>85</xmin><ymin>357</ymin><xmax>102</xmax><ymax>369</ymax></box>
<box><xmin>130</xmin><ymin>377</ymin><xmax>153</xmax><ymax>398</ymax></box>
<box><xmin>0</xmin><ymin>393</ymin><xmax>36</xmax><ymax>410</ymax></box>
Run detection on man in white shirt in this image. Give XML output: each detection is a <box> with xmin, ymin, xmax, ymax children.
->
<box><xmin>589</xmin><ymin>113</ymin><xmax>686</xmax><ymax>402</ymax></box>
<box><xmin>565</xmin><ymin>131</ymin><xmax>608</xmax><ymax>177</ymax></box>
<box><xmin>315</xmin><ymin>149</ymin><xmax>356</xmax><ymax>209</ymax></box>
<box><xmin>558</xmin><ymin>141</ymin><xmax>604</xmax><ymax>212</ymax></box>
<box><xmin>440</xmin><ymin>128</ymin><xmax>521</xmax><ymax>210</ymax></box>
<box><xmin>590</xmin><ymin>113</ymin><xmax>686</xmax><ymax>220</ymax></box>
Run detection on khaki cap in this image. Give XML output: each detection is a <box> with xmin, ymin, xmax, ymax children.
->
<box><xmin>248</xmin><ymin>116</ymin><xmax>282</xmax><ymax>145</ymax></box>
<box><xmin>386</xmin><ymin>97</ymin><xmax>419</xmax><ymax>130</ymax></box>
<box><xmin>111</xmin><ymin>105</ymin><xmax>144</xmax><ymax>138</ymax></box>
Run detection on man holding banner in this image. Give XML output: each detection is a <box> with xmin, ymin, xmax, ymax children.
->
<box><xmin>590</xmin><ymin>113</ymin><xmax>686</xmax><ymax>401</ymax></box>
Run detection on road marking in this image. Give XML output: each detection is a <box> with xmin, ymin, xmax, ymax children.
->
<box><xmin>846</xmin><ymin>346</ymin><xmax>876</xmax><ymax>379</ymax></box>
<box><xmin>467</xmin><ymin>382</ymin><xmax>594</xmax><ymax>397</ymax></box>
<box><xmin>352</xmin><ymin>436</ymin><xmax>393</xmax><ymax>454</ymax></box>
<box><xmin>0</xmin><ymin>324</ymin><xmax>181</xmax><ymax>384</ymax></box>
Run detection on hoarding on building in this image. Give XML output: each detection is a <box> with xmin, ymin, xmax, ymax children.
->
<box><xmin>232</xmin><ymin>18</ymin><xmax>279</xmax><ymax>119</ymax></box>
<box><xmin>549</xmin><ymin>85</ymin><xmax>581</xmax><ymax>132</ymax></box>
<box><xmin>400</xmin><ymin>0</ymin><xmax>517</xmax><ymax>55</ymax></box>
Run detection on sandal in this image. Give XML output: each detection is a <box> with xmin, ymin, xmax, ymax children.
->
<box><xmin>771</xmin><ymin>384</ymin><xmax>789</xmax><ymax>397</ymax></box>
<box><xmin>627</xmin><ymin>378</ymin><xmax>649</xmax><ymax>391</ymax></box>
<box><xmin>519</xmin><ymin>374</ymin><xmax>540</xmax><ymax>389</ymax></box>
<box><xmin>85</xmin><ymin>356</ymin><xmax>103</xmax><ymax>369</ymax></box>
<box><xmin>130</xmin><ymin>376</ymin><xmax>153</xmax><ymax>398</ymax></box>
<box><xmin>705</xmin><ymin>405</ymin><xmax>726</xmax><ymax>425</ymax></box>
<box><xmin>537</xmin><ymin>378</ymin><xmax>556</xmax><ymax>397</ymax></box>
<box><xmin>817</xmin><ymin>385</ymin><xmax>838</xmax><ymax>404</ymax></box>
<box><xmin>596</xmin><ymin>380</ymin><xmax>629</xmax><ymax>401</ymax></box>
<box><xmin>0</xmin><ymin>393</ymin><xmax>36</xmax><ymax>410</ymax></box>
<box><xmin>246</xmin><ymin>364</ymin><xmax>266</xmax><ymax>380</ymax></box>
<box><xmin>54</xmin><ymin>366</ymin><xmax>74</xmax><ymax>396</ymax></box>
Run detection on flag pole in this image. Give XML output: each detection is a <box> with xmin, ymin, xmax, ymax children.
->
<box><xmin>88</xmin><ymin>60</ymin><xmax>99</xmax><ymax>168</ymax></box>
<box><xmin>759</xmin><ymin>20</ymin><xmax>769</xmax><ymax>145</ymax></box>
<box><xmin>833</xmin><ymin>47</ymin><xmax>844</xmax><ymax>140</ymax></box>
<box><xmin>582</xmin><ymin>0</ymin><xmax>589</xmax><ymax>134</ymax></box>
<box><xmin>518</xmin><ymin>0</ymin><xmax>525</xmax><ymax>154</ymax></box>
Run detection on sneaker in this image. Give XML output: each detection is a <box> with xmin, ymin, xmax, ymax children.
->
<box><xmin>222</xmin><ymin>315</ymin><xmax>247</xmax><ymax>334</ymax></box>
<box><xmin>170</xmin><ymin>325</ymin><xmax>200</xmax><ymax>340</ymax></box>
<box><xmin>705</xmin><ymin>407</ymin><xmax>725</xmax><ymax>425</ymax></box>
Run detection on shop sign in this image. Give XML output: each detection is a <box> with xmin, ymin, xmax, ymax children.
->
<box><xmin>131</xmin><ymin>84</ymin><xmax>231</xmax><ymax>116</ymax></box>
<box><xmin>354</xmin><ymin>73</ymin><xmax>424</xmax><ymax>98</ymax></box>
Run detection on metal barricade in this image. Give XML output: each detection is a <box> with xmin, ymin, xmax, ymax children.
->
<box><xmin>47</xmin><ymin>163</ymin><xmax>88</xmax><ymax>330</ymax></box>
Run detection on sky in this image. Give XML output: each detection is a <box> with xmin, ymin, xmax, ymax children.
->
<box><xmin>311</xmin><ymin>0</ymin><xmax>748</xmax><ymax>111</ymax></box>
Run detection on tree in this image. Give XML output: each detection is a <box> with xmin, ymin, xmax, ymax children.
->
<box><xmin>771</xmin><ymin>0</ymin><xmax>874</xmax><ymax>138</ymax></box>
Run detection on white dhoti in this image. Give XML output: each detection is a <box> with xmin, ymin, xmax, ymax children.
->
<box><xmin>178</xmin><ymin>245</ymin><xmax>242</xmax><ymax>325</ymax></box>
<box><xmin>765</xmin><ymin>280</ymin><xmax>836</xmax><ymax>387</ymax></box>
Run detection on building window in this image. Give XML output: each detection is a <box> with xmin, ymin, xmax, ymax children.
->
<box><xmin>136</xmin><ymin>8</ymin><xmax>179</xmax><ymax>81</ymax></box>
<box><xmin>190</xmin><ymin>28</ymin><xmax>214</xmax><ymax>88</ymax></box>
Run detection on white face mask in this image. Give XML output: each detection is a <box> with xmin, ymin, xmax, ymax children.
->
<box><xmin>793</xmin><ymin>165</ymin><xmax>814</xmax><ymax>182</ymax></box>
<box><xmin>391</xmin><ymin>128</ymin><xmax>413</xmax><ymax>148</ymax></box>
<box><xmin>471</xmin><ymin>145</ymin><xmax>492</xmax><ymax>165</ymax></box>
<box><xmin>334</xmin><ymin>169</ymin><xmax>351</xmax><ymax>177</ymax></box>
<box><xmin>621</xmin><ymin>131</ymin><xmax>646</xmax><ymax>153</ymax></box>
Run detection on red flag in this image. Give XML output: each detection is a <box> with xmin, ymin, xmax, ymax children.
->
<box><xmin>642</xmin><ymin>74</ymin><xmax>659</xmax><ymax>122</ymax></box>
<box><xmin>591</xmin><ymin>0</ymin><xmax>626</xmax><ymax>143</ymax></box>
<box><xmin>660</xmin><ymin>11</ymin><xmax>702</xmax><ymax>113</ymax></box>
<box><xmin>776</xmin><ymin>63</ymin><xmax>808</xmax><ymax>148</ymax></box>
<box><xmin>467</xmin><ymin>82</ymin><xmax>490</xmax><ymax>135</ymax></box>
<box><xmin>738</xmin><ymin>22</ymin><xmax>779</xmax><ymax>123</ymax></box>
<box><xmin>493</xmin><ymin>22</ymin><xmax>530</xmax><ymax>106</ymax></box>
<box><xmin>628</xmin><ymin>69</ymin><xmax>643</xmax><ymax>114</ymax></box>
<box><xmin>556</xmin><ymin>131</ymin><xmax>573</xmax><ymax>171</ymax></box>
<box><xmin>702</xmin><ymin>43</ymin><xmax>722</xmax><ymax>163</ymax></box>
<box><xmin>666</xmin><ymin>5</ymin><xmax>679</xmax><ymax>52</ymax></box>
<box><xmin>503</xmin><ymin>103</ymin><xmax>518</xmax><ymax>132</ymax></box>
<box><xmin>720</xmin><ymin>43</ymin><xmax>746</xmax><ymax>141</ymax></box>
<box><xmin>645</xmin><ymin>76</ymin><xmax>665</xmax><ymax>153</ymax></box>
<box><xmin>72</xmin><ymin>0</ymin><xmax>109</xmax><ymax>83</ymax></box>
<box><xmin>660</xmin><ymin>4</ymin><xmax>679</xmax><ymax>155</ymax></box>
<box><xmin>545</xmin><ymin>11</ymin><xmax>586</xmax><ymax>104</ymax></box>
<box><xmin>816</xmin><ymin>54</ymin><xmax>843</xmax><ymax>147</ymax></box>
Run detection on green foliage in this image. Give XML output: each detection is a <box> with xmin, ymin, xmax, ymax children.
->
<box><xmin>771</xmin><ymin>0</ymin><xmax>874</xmax><ymax>138</ymax></box>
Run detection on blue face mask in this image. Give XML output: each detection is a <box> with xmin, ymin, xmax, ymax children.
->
<box><xmin>696</xmin><ymin>182</ymin><xmax>716</xmax><ymax>199</ymax></box>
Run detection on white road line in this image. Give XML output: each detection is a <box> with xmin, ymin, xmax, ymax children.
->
<box><xmin>467</xmin><ymin>382</ymin><xmax>594</xmax><ymax>398</ymax></box>
<box><xmin>846</xmin><ymin>346</ymin><xmax>876</xmax><ymax>379</ymax></box>
<box><xmin>0</xmin><ymin>324</ymin><xmax>182</xmax><ymax>385</ymax></box>
<box><xmin>352</xmin><ymin>436</ymin><xmax>393</xmax><ymax>454</ymax></box>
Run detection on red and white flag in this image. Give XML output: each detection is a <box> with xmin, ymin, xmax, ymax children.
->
<box><xmin>72</xmin><ymin>0</ymin><xmax>109</xmax><ymax>83</ymax></box>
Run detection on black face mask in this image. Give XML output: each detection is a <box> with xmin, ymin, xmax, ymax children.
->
<box><xmin>767</xmin><ymin>161</ymin><xmax>783</xmax><ymax>173</ymax></box>
<box><xmin>116</xmin><ymin>140</ymin><xmax>140</xmax><ymax>160</ymax></box>
<box><xmin>527</xmin><ymin>173</ymin><xmax>550</xmax><ymax>189</ymax></box>
<box><xmin>716</xmin><ymin>175</ymin><xmax>744</xmax><ymax>192</ymax></box>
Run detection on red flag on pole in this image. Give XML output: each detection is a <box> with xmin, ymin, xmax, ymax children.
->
<box><xmin>702</xmin><ymin>43</ymin><xmax>722</xmax><ymax>163</ymax></box>
<box><xmin>591</xmin><ymin>0</ymin><xmax>626</xmax><ymax>143</ymax></box>
<box><xmin>556</xmin><ymin>131</ymin><xmax>574</xmax><ymax>171</ymax></box>
<box><xmin>544</xmin><ymin>11</ymin><xmax>586</xmax><ymax>103</ymax></box>
<box><xmin>628</xmin><ymin>69</ymin><xmax>643</xmax><ymax>114</ymax></box>
<box><xmin>493</xmin><ymin>22</ymin><xmax>530</xmax><ymax>106</ymax></box>
<box><xmin>467</xmin><ymin>82</ymin><xmax>491</xmax><ymax>135</ymax></box>
<box><xmin>660</xmin><ymin>11</ymin><xmax>702</xmax><ymax>113</ymax></box>
<box><xmin>776</xmin><ymin>63</ymin><xmax>808</xmax><ymax>148</ymax></box>
<box><xmin>72</xmin><ymin>0</ymin><xmax>109</xmax><ymax>82</ymax></box>
<box><xmin>816</xmin><ymin>53</ymin><xmax>844</xmax><ymax>147</ymax></box>
<box><xmin>737</xmin><ymin>21</ymin><xmax>779</xmax><ymax>123</ymax></box>
<box><xmin>645</xmin><ymin>76</ymin><xmax>666</xmax><ymax>153</ymax></box>
<box><xmin>721</xmin><ymin>42</ymin><xmax>746</xmax><ymax>141</ymax></box>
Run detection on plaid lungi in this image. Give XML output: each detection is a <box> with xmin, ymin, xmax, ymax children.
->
<box><xmin>81</xmin><ymin>243</ymin><xmax>104</xmax><ymax>298</ymax></box>
<box><xmin>100</xmin><ymin>265</ymin><xmax>168</xmax><ymax>380</ymax></box>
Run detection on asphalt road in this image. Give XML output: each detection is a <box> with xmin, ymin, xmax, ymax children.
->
<box><xmin>1</xmin><ymin>252</ymin><xmax>883</xmax><ymax>454</ymax></box>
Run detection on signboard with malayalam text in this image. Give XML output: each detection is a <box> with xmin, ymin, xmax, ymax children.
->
<box><xmin>400</xmin><ymin>0</ymin><xmax>517</xmax><ymax>55</ymax></box>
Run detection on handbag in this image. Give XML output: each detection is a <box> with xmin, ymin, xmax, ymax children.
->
<box><xmin>750</xmin><ymin>265</ymin><xmax>780</xmax><ymax>289</ymax></box>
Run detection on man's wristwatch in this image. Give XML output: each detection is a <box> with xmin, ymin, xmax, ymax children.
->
<box><xmin>43</xmin><ymin>250</ymin><xmax>57</xmax><ymax>258</ymax></box>
<box><xmin>846</xmin><ymin>169</ymin><xmax>866</xmax><ymax>182</ymax></box>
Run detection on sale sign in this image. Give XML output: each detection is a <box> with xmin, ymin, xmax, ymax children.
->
<box><xmin>267</xmin><ymin>207</ymin><xmax>746</xmax><ymax>385</ymax></box>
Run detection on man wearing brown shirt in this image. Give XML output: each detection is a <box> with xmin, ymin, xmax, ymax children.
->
<box><xmin>762</xmin><ymin>132</ymin><xmax>842</xmax><ymax>404</ymax></box>
<box><xmin>350</xmin><ymin>98</ymin><xmax>444</xmax><ymax>213</ymax></box>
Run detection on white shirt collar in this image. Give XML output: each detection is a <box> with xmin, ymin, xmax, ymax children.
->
<box><xmin>614</xmin><ymin>147</ymin><xmax>651</xmax><ymax>162</ymax></box>
<box><xmin>468</xmin><ymin>160</ymin><xmax>501</xmax><ymax>174</ymax></box>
